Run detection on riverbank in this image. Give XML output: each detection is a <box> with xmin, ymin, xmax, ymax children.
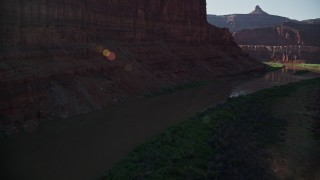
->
<box><xmin>296</xmin><ymin>63</ymin><xmax>320</xmax><ymax>71</ymax></box>
<box><xmin>264</xmin><ymin>62</ymin><xmax>320</xmax><ymax>73</ymax></box>
<box><xmin>264</xmin><ymin>62</ymin><xmax>284</xmax><ymax>72</ymax></box>
<box><xmin>1</xmin><ymin>69</ymin><xmax>319</xmax><ymax>180</ymax></box>
<box><xmin>102</xmin><ymin>78</ymin><xmax>320</xmax><ymax>179</ymax></box>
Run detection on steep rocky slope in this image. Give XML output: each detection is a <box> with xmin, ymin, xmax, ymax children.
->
<box><xmin>0</xmin><ymin>0</ymin><xmax>264</xmax><ymax>136</ymax></box>
<box><xmin>234</xmin><ymin>22</ymin><xmax>320</xmax><ymax>63</ymax></box>
<box><xmin>249</xmin><ymin>5</ymin><xmax>268</xmax><ymax>15</ymax></box>
<box><xmin>207</xmin><ymin>6</ymin><xmax>291</xmax><ymax>32</ymax></box>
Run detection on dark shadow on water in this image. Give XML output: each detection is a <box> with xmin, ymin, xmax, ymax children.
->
<box><xmin>0</xmin><ymin>67</ymin><xmax>319</xmax><ymax>180</ymax></box>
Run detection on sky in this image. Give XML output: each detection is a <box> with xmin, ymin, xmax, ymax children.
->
<box><xmin>206</xmin><ymin>0</ymin><xmax>320</xmax><ymax>21</ymax></box>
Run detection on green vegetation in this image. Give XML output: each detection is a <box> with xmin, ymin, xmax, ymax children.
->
<box><xmin>102</xmin><ymin>78</ymin><xmax>320</xmax><ymax>179</ymax></box>
<box><xmin>101</xmin><ymin>78</ymin><xmax>320</xmax><ymax>180</ymax></box>
<box><xmin>297</xmin><ymin>63</ymin><xmax>320</xmax><ymax>71</ymax></box>
<box><xmin>294</xmin><ymin>70</ymin><xmax>310</xmax><ymax>75</ymax></box>
<box><xmin>145</xmin><ymin>81</ymin><xmax>208</xmax><ymax>97</ymax></box>
<box><xmin>263</xmin><ymin>62</ymin><xmax>284</xmax><ymax>72</ymax></box>
<box><xmin>271</xmin><ymin>79</ymin><xmax>320</xmax><ymax>178</ymax></box>
<box><xmin>263</xmin><ymin>62</ymin><xmax>320</xmax><ymax>73</ymax></box>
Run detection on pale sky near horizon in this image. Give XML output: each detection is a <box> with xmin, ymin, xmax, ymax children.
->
<box><xmin>206</xmin><ymin>0</ymin><xmax>320</xmax><ymax>21</ymax></box>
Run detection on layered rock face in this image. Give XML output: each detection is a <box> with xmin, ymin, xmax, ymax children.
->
<box><xmin>0</xmin><ymin>0</ymin><xmax>232</xmax><ymax>53</ymax></box>
<box><xmin>234</xmin><ymin>22</ymin><xmax>320</xmax><ymax>63</ymax></box>
<box><xmin>234</xmin><ymin>22</ymin><xmax>320</xmax><ymax>46</ymax></box>
<box><xmin>239</xmin><ymin>45</ymin><xmax>320</xmax><ymax>63</ymax></box>
<box><xmin>207</xmin><ymin>6</ymin><xmax>291</xmax><ymax>33</ymax></box>
<box><xmin>0</xmin><ymin>0</ymin><xmax>263</xmax><ymax>136</ymax></box>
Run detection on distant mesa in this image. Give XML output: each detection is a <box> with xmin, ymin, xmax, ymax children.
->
<box><xmin>207</xmin><ymin>5</ymin><xmax>291</xmax><ymax>32</ymax></box>
<box><xmin>301</xmin><ymin>18</ymin><xmax>320</xmax><ymax>24</ymax></box>
<box><xmin>207</xmin><ymin>5</ymin><xmax>320</xmax><ymax>64</ymax></box>
<box><xmin>249</xmin><ymin>5</ymin><xmax>269</xmax><ymax>15</ymax></box>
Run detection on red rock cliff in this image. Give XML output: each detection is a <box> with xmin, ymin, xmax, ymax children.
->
<box><xmin>0</xmin><ymin>0</ymin><xmax>263</xmax><ymax>137</ymax></box>
<box><xmin>234</xmin><ymin>22</ymin><xmax>320</xmax><ymax>63</ymax></box>
<box><xmin>0</xmin><ymin>0</ymin><xmax>233</xmax><ymax>50</ymax></box>
<box><xmin>234</xmin><ymin>22</ymin><xmax>320</xmax><ymax>46</ymax></box>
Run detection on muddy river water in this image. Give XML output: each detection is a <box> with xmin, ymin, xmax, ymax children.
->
<box><xmin>1</xmin><ymin>67</ymin><xmax>319</xmax><ymax>180</ymax></box>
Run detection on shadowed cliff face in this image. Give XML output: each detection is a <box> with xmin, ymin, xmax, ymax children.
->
<box><xmin>0</xmin><ymin>0</ymin><xmax>232</xmax><ymax>49</ymax></box>
<box><xmin>0</xmin><ymin>0</ymin><xmax>241</xmax><ymax>61</ymax></box>
<box><xmin>0</xmin><ymin>0</ymin><xmax>264</xmax><ymax>136</ymax></box>
<box><xmin>234</xmin><ymin>22</ymin><xmax>320</xmax><ymax>63</ymax></box>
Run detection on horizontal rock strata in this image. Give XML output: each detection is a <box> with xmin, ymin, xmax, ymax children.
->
<box><xmin>234</xmin><ymin>22</ymin><xmax>320</xmax><ymax>63</ymax></box>
<box><xmin>0</xmin><ymin>0</ymin><xmax>264</xmax><ymax>136</ymax></box>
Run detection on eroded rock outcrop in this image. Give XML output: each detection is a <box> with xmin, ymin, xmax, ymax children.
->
<box><xmin>234</xmin><ymin>22</ymin><xmax>320</xmax><ymax>46</ymax></box>
<box><xmin>234</xmin><ymin>22</ymin><xmax>320</xmax><ymax>63</ymax></box>
<box><xmin>249</xmin><ymin>5</ymin><xmax>268</xmax><ymax>15</ymax></box>
<box><xmin>0</xmin><ymin>0</ymin><xmax>264</xmax><ymax>137</ymax></box>
<box><xmin>239</xmin><ymin>45</ymin><xmax>320</xmax><ymax>63</ymax></box>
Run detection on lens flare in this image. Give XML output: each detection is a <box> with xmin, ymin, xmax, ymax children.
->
<box><xmin>107</xmin><ymin>52</ymin><xmax>116</xmax><ymax>61</ymax></box>
<box><xmin>103</xmin><ymin>49</ymin><xmax>111</xmax><ymax>57</ymax></box>
<box><xmin>101</xmin><ymin>48</ymin><xmax>117</xmax><ymax>61</ymax></box>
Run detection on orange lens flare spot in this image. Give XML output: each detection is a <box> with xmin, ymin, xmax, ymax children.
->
<box><xmin>103</xmin><ymin>49</ymin><xmax>111</xmax><ymax>57</ymax></box>
<box><xmin>107</xmin><ymin>52</ymin><xmax>116</xmax><ymax>61</ymax></box>
<box><xmin>101</xmin><ymin>48</ymin><xmax>116</xmax><ymax>61</ymax></box>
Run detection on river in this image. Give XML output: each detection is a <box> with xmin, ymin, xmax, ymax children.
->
<box><xmin>1</xmin><ymin>67</ymin><xmax>319</xmax><ymax>180</ymax></box>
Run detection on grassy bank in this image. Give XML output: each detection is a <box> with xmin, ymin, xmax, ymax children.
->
<box><xmin>263</xmin><ymin>62</ymin><xmax>284</xmax><ymax>72</ymax></box>
<box><xmin>101</xmin><ymin>78</ymin><xmax>320</xmax><ymax>179</ymax></box>
<box><xmin>297</xmin><ymin>63</ymin><xmax>320</xmax><ymax>71</ymax></box>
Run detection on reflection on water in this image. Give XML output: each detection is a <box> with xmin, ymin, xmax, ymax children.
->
<box><xmin>284</xmin><ymin>63</ymin><xmax>320</xmax><ymax>73</ymax></box>
<box><xmin>231</xmin><ymin>67</ymin><xmax>320</xmax><ymax>97</ymax></box>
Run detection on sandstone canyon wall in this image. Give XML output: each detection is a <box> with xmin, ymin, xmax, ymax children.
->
<box><xmin>234</xmin><ymin>22</ymin><xmax>320</xmax><ymax>46</ymax></box>
<box><xmin>239</xmin><ymin>45</ymin><xmax>320</xmax><ymax>63</ymax></box>
<box><xmin>0</xmin><ymin>0</ymin><xmax>263</xmax><ymax>137</ymax></box>
<box><xmin>0</xmin><ymin>0</ymin><xmax>232</xmax><ymax>51</ymax></box>
<box><xmin>234</xmin><ymin>22</ymin><xmax>320</xmax><ymax>63</ymax></box>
